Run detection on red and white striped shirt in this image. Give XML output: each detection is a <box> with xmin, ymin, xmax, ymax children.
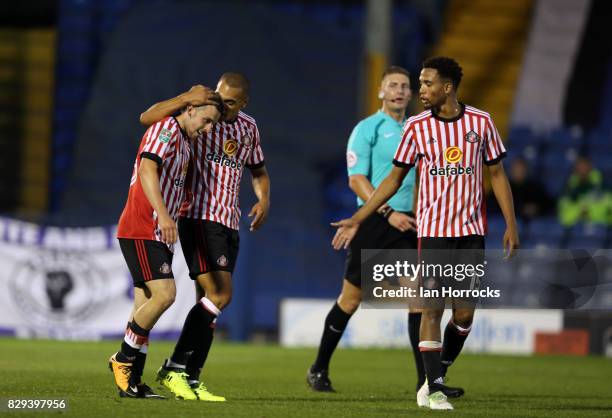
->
<box><xmin>117</xmin><ymin>117</ymin><xmax>191</xmax><ymax>251</ymax></box>
<box><xmin>183</xmin><ymin>111</ymin><xmax>265</xmax><ymax>230</ymax></box>
<box><xmin>393</xmin><ymin>104</ymin><xmax>506</xmax><ymax>238</ymax></box>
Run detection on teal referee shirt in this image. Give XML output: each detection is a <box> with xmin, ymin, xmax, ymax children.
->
<box><xmin>346</xmin><ymin>110</ymin><xmax>416</xmax><ymax>212</ymax></box>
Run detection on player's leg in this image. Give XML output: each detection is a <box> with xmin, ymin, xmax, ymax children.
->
<box><xmin>186</xmin><ymin>222</ymin><xmax>237</xmax><ymax>401</ymax></box>
<box><xmin>126</xmin><ymin>287</ymin><xmax>166</xmax><ymax>399</ymax></box>
<box><xmin>158</xmin><ymin>219</ymin><xmax>231</xmax><ymax>401</ymax></box>
<box><xmin>307</xmin><ymin>278</ymin><xmax>361</xmax><ymax>392</ymax></box>
<box><xmin>419</xmin><ymin>306</ymin><xmax>445</xmax><ymax>388</ymax></box>
<box><xmin>415</xmin><ymin>238</ymin><xmax>459</xmax><ymax>409</ymax></box>
<box><xmin>441</xmin><ymin>307</ymin><xmax>474</xmax><ymax>378</ymax></box>
<box><xmin>167</xmin><ymin>270</ymin><xmax>229</xmax><ymax>369</ymax></box>
<box><xmin>109</xmin><ymin>285</ymin><xmax>149</xmax><ymax>398</ymax></box>
<box><xmin>110</xmin><ymin>239</ymin><xmax>175</xmax><ymax>398</ymax></box>
<box><xmin>159</xmin><ymin>270</ymin><xmax>228</xmax><ymax>401</ymax></box>
<box><xmin>407</xmin><ymin>307</ymin><xmax>425</xmax><ymax>390</ymax></box>
<box><xmin>418</xmin><ymin>306</ymin><xmax>459</xmax><ymax>409</ymax></box>
<box><xmin>186</xmin><ymin>270</ymin><xmax>230</xmax><ymax>401</ymax></box>
<box><xmin>441</xmin><ymin>235</ymin><xmax>484</xmax><ymax>377</ymax></box>
<box><xmin>169</xmin><ymin>270</ymin><xmax>230</xmax><ymax>372</ymax></box>
<box><xmin>388</xmin><ymin>220</ymin><xmax>426</xmax><ymax>392</ymax></box>
<box><xmin>127</xmin><ymin>287</ymin><xmax>149</xmax><ymax>385</ymax></box>
<box><xmin>307</xmin><ymin>215</ymin><xmax>383</xmax><ymax>392</ymax></box>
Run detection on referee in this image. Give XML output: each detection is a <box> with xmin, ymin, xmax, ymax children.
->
<box><xmin>307</xmin><ymin>66</ymin><xmax>424</xmax><ymax>392</ymax></box>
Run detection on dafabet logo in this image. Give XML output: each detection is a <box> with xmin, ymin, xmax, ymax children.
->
<box><xmin>430</xmin><ymin>147</ymin><xmax>474</xmax><ymax>177</ymax></box>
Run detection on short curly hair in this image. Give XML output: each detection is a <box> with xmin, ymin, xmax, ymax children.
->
<box><xmin>422</xmin><ymin>57</ymin><xmax>463</xmax><ymax>89</ymax></box>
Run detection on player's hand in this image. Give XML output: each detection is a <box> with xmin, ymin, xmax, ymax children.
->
<box><xmin>183</xmin><ymin>85</ymin><xmax>221</xmax><ymax>107</ymax></box>
<box><xmin>158</xmin><ymin>214</ymin><xmax>178</xmax><ymax>244</ymax></box>
<box><xmin>179</xmin><ymin>191</ymin><xmax>194</xmax><ymax>213</ymax></box>
<box><xmin>503</xmin><ymin>225</ymin><xmax>519</xmax><ymax>260</ymax></box>
<box><xmin>331</xmin><ymin>218</ymin><xmax>360</xmax><ymax>250</ymax></box>
<box><xmin>387</xmin><ymin>212</ymin><xmax>417</xmax><ymax>232</ymax></box>
<box><xmin>248</xmin><ymin>199</ymin><xmax>269</xmax><ymax>231</ymax></box>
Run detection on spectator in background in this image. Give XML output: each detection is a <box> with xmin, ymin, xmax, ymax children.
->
<box><xmin>507</xmin><ymin>157</ymin><xmax>554</xmax><ymax>221</ymax></box>
<box><xmin>558</xmin><ymin>156</ymin><xmax>612</xmax><ymax>226</ymax></box>
<box><xmin>488</xmin><ymin>157</ymin><xmax>552</xmax><ymax>222</ymax></box>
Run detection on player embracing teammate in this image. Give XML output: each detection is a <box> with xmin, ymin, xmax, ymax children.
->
<box><xmin>109</xmin><ymin>98</ymin><xmax>223</xmax><ymax>399</ymax></box>
<box><xmin>110</xmin><ymin>72</ymin><xmax>270</xmax><ymax>401</ymax></box>
<box><xmin>332</xmin><ymin>57</ymin><xmax>519</xmax><ymax>410</ymax></box>
<box><xmin>138</xmin><ymin>73</ymin><xmax>270</xmax><ymax>401</ymax></box>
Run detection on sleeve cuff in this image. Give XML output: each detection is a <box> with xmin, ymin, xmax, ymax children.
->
<box><xmin>246</xmin><ymin>161</ymin><xmax>265</xmax><ymax>170</ymax></box>
<box><xmin>393</xmin><ymin>159</ymin><xmax>414</xmax><ymax>169</ymax></box>
<box><xmin>484</xmin><ymin>151</ymin><xmax>507</xmax><ymax>166</ymax></box>
<box><xmin>141</xmin><ymin>152</ymin><xmax>162</xmax><ymax>165</ymax></box>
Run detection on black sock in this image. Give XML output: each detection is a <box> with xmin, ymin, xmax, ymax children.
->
<box><xmin>441</xmin><ymin>320</ymin><xmax>470</xmax><ymax>376</ymax></box>
<box><xmin>186</xmin><ymin>332</ymin><xmax>213</xmax><ymax>382</ymax></box>
<box><xmin>131</xmin><ymin>345</ymin><xmax>147</xmax><ymax>385</ymax></box>
<box><xmin>312</xmin><ymin>303</ymin><xmax>352</xmax><ymax>372</ymax></box>
<box><xmin>408</xmin><ymin>312</ymin><xmax>426</xmax><ymax>389</ymax></box>
<box><xmin>419</xmin><ymin>341</ymin><xmax>443</xmax><ymax>391</ymax></box>
<box><xmin>172</xmin><ymin>298</ymin><xmax>218</xmax><ymax>368</ymax></box>
<box><xmin>118</xmin><ymin>320</ymin><xmax>149</xmax><ymax>362</ymax></box>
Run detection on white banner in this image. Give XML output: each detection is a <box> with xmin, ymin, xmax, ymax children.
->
<box><xmin>0</xmin><ymin>217</ymin><xmax>196</xmax><ymax>340</ymax></box>
<box><xmin>280</xmin><ymin>298</ymin><xmax>563</xmax><ymax>354</ymax></box>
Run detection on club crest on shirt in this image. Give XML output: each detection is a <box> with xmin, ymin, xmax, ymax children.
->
<box><xmin>242</xmin><ymin>135</ymin><xmax>253</xmax><ymax>147</ymax></box>
<box><xmin>465</xmin><ymin>130</ymin><xmax>480</xmax><ymax>143</ymax></box>
<box><xmin>216</xmin><ymin>255</ymin><xmax>228</xmax><ymax>267</ymax></box>
<box><xmin>157</xmin><ymin>128</ymin><xmax>173</xmax><ymax>143</ymax></box>
<box><xmin>159</xmin><ymin>262</ymin><xmax>171</xmax><ymax>274</ymax></box>
<box><xmin>223</xmin><ymin>139</ymin><xmax>238</xmax><ymax>157</ymax></box>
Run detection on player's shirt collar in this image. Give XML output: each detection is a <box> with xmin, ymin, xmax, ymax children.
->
<box><xmin>430</xmin><ymin>102</ymin><xmax>465</xmax><ymax>123</ymax></box>
<box><xmin>172</xmin><ymin>116</ymin><xmax>187</xmax><ymax>138</ymax></box>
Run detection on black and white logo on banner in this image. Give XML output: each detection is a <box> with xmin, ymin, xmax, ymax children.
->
<box><xmin>8</xmin><ymin>250</ymin><xmax>110</xmax><ymax>327</ymax></box>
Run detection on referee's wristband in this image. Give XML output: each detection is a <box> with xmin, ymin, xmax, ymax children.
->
<box><xmin>380</xmin><ymin>207</ymin><xmax>394</xmax><ymax>219</ymax></box>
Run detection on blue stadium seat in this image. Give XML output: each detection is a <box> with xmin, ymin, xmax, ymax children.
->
<box><xmin>507</xmin><ymin>126</ymin><xmax>537</xmax><ymax>146</ymax></box>
<box><xmin>527</xmin><ymin>217</ymin><xmax>565</xmax><ymax>239</ymax></box>
<box><xmin>522</xmin><ymin>235</ymin><xmax>562</xmax><ymax>250</ymax></box>
<box><xmin>566</xmin><ymin>223</ymin><xmax>607</xmax><ymax>249</ymax></box>
<box><xmin>540</xmin><ymin>127</ymin><xmax>585</xmax><ymax>151</ymax></box>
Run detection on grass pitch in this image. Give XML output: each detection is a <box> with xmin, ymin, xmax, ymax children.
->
<box><xmin>1</xmin><ymin>338</ymin><xmax>611</xmax><ymax>417</ymax></box>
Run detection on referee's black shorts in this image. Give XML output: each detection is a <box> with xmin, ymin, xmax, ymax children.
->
<box><xmin>344</xmin><ymin>211</ymin><xmax>418</xmax><ymax>288</ymax></box>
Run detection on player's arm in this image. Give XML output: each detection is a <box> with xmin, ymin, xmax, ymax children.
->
<box><xmin>349</xmin><ymin>174</ymin><xmax>415</xmax><ymax>232</ymax></box>
<box><xmin>139</xmin><ymin>85</ymin><xmax>221</xmax><ymax>127</ymax></box>
<box><xmin>412</xmin><ymin>163</ymin><xmax>419</xmax><ymax>212</ymax></box>
<box><xmin>138</xmin><ymin>158</ymin><xmax>177</xmax><ymax>244</ymax></box>
<box><xmin>488</xmin><ymin>161</ymin><xmax>519</xmax><ymax>259</ymax></box>
<box><xmin>332</xmin><ymin>165</ymin><xmax>410</xmax><ymax>250</ymax></box>
<box><xmin>349</xmin><ymin>174</ymin><xmax>391</xmax><ymax>214</ymax></box>
<box><xmin>247</xmin><ymin>165</ymin><xmax>270</xmax><ymax>232</ymax></box>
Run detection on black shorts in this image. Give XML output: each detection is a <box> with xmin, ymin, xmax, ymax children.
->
<box><xmin>344</xmin><ymin>211</ymin><xmax>418</xmax><ymax>288</ymax></box>
<box><xmin>418</xmin><ymin>235</ymin><xmax>485</xmax><ymax>305</ymax></box>
<box><xmin>178</xmin><ymin>217</ymin><xmax>240</xmax><ymax>278</ymax></box>
<box><xmin>118</xmin><ymin>238</ymin><xmax>174</xmax><ymax>288</ymax></box>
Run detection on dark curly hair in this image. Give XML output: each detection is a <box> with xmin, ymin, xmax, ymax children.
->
<box><xmin>422</xmin><ymin>57</ymin><xmax>463</xmax><ymax>89</ymax></box>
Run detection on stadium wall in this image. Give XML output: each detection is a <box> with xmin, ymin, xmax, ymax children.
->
<box><xmin>280</xmin><ymin>298</ymin><xmax>563</xmax><ymax>355</ymax></box>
